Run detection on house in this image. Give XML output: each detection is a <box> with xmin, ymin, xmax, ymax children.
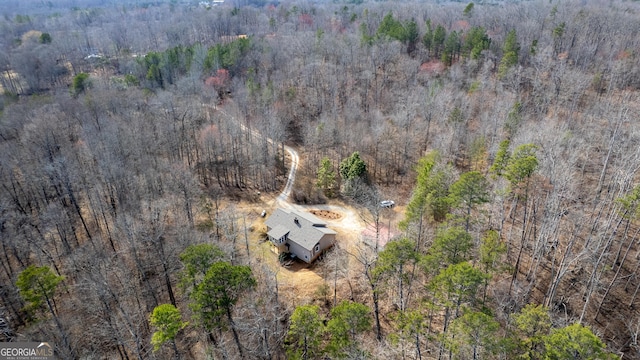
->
<box><xmin>265</xmin><ymin>208</ymin><xmax>336</xmax><ymax>263</ymax></box>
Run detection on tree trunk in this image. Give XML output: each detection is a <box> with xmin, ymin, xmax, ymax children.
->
<box><xmin>438</xmin><ymin>306</ymin><xmax>451</xmax><ymax>360</ymax></box>
<box><xmin>226</xmin><ymin>306</ymin><xmax>244</xmax><ymax>358</ymax></box>
<box><xmin>261</xmin><ymin>328</ymin><xmax>272</xmax><ymax>360</ymax></box>
<box><xmin>510</xmin><ymin>186</ymin><xmax>530</xmax><ymax>296</ymax></box>
<box><xmin>208</xmin><ymin>332</ymin><xmax>229</xmax><ymax>360</ymax></box>
<box><xmin>172</xmin><ymin>339</ymin><xmax>181</xmax><ymax>360</ymax></box>
<box><xmin>596</xmin><ymin>112</ymin><xmax>622</xmax><ymax>194</ymax></box>
<box><xmin>595</xmin><ymin>225</ymin><xmax>640</xmax><ymax>319</ymax></box>
<box><xmin>371</xmin><ymin>284</ymin><xmax>382</xmax><ymax>341</ymax></box>
<box><xmin>44</xmin><ymin>294</ymin><xmax>74</xmax><ymax>359</ymax></box>
<box><xmin>579</xmin><ymin>209</ymin><xmax>625</xmax><ymax>323</ymax></box>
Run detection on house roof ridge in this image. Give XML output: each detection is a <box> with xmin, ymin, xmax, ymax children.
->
<box><xmin>286</xmin><ymin>208</ymin><xmax>327</xmax><ymax>226</ymax></box>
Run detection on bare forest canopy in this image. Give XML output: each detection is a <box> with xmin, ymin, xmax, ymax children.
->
<box><xmin>2</xmin><ymin>0</ymin><xmax>640</xmax><ymax>358</ymax></box>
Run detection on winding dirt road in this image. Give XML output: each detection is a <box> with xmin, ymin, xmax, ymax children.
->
<box><xmin>273</xmin><ymin>144</ymin><xmax>366</xmax><ymax>242</ymax></box>
<box><xmin>209</xmin><ymin>102</ymin><xmax>301</xmax><ymax>205</ymax></box>
<box><xmin>276</xmin><ymin>144</ymin><xmax>299</xmax><ymax>204</ymax></box>
<box><xmin>206</xmin><ymin>101</ymin><xmax>368</xmax><ymax>243</ymax></box>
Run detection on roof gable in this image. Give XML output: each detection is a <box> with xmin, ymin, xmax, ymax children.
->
<box><xmin>267</xmin><ymin>224</ymin><xmax>289</xmax><ymax>240</ymax></box>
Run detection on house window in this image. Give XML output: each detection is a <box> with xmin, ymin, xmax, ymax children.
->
<box><xmin>314</xmin><ymin>244</ymin><xmax>320</xmax><ymax>253</ymax></box>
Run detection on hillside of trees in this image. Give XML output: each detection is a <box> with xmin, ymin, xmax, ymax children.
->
<box><xmin>2</xmin><ymin>0</ymin><xmax>640</xmax><ymax>358</ymax></box>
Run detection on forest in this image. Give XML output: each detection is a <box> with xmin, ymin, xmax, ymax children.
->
<box><xmin>1</xmin><ymin>0</ymin><xmax>640</xmax><ymax>358</ymax></box>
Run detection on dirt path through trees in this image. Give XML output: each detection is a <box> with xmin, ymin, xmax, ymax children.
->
<box><xmin>210</xmin><ymin>100</ymin><xmax>370</xmax><ymax>303</ymax></box>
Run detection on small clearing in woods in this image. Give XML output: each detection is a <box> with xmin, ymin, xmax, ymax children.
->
<box><xmin>361</xmin><ymin>222</ymin><xmax>400</xmax><ymax>249</ymax></box>
<box><xmin>248</xmin><ymin>202</ymin><xmax>404</xmax><ymax>306</ymax></box>
<box><xmin>248</xmin><ymin>203</ymin><xmax>366</xmax><ymax>304</ymax></box>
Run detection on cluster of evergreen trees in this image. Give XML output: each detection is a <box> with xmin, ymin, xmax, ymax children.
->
<box><xmin>369</xmin><ymin>12</ymin><xmax>491</xmax><ymax>66</ymax></box>
<box><xmin>136</xmin><ymin>38</ymin><xmax>251</xmax><ymax>89</ymax></box>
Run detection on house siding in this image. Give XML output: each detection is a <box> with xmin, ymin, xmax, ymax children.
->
<box><xmin>288</xmin><ymin>241</ymin><xmax>312</xmax><ymax>263</ymax></box>
<box><xmin>270</xmin><ymin>232</ymin><xmax>336</xmax><ymax>263</ymax></box>
<box><xmin>320</xmin><ymin>233</ymin><xmax>335</xmax><ymax>251</ymax></box>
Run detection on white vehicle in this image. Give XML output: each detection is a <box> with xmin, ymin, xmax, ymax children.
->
<box><xmin>380</xmin><ymin>200</ymin><xmax>395</xmax><ymax>208</ymax></box>
<box><xmin>84</xmin><ymin>54</ymin><xmax>103</xmax><ymax>60</ymax></box>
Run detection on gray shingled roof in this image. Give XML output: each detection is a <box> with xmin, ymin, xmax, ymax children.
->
<box><xmin>265</xmin><ymin>208</ymin><xmax>337</xmax><ymax>251</ymax></box>
<box><xmin>267</xmin><ymin>224</ymin><xmax>290</xmax><ymax>240</ymax></box>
